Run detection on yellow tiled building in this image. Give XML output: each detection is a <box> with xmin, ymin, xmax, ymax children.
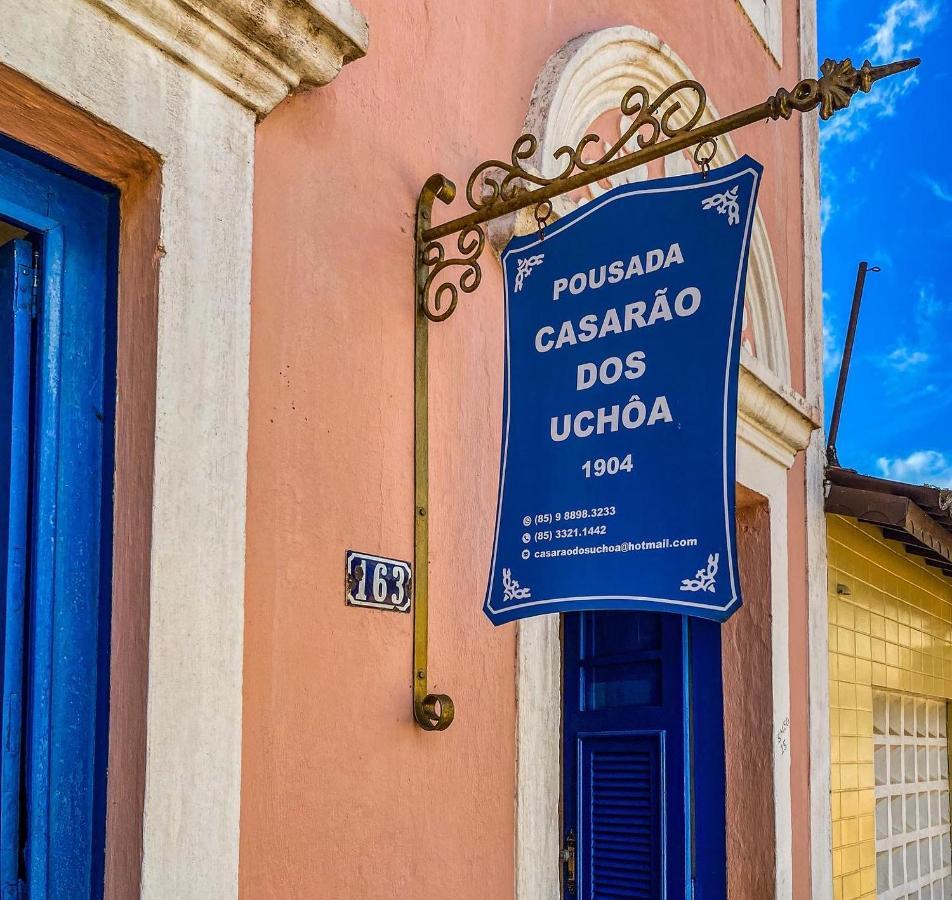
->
<box><xmin>827</xmin><ymin>468</ymin><xmax>952</xmax><ymax>900</ymax></box>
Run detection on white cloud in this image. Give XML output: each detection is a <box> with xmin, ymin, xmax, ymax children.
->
<box><xmin>869</xmin><ymin>284</ymin><xmax>944</xmax><ymax>383</ymax></box>
<box><xmin>821</xmin><ymin>1</ymin><xmax>937</xmax><ymax>148</ymax></box>
<box><xmin>922</xmin><ymin>175</ymin><xmax>952</xmax><ymax>203</ymax></box>
<box><xmin>915</xmin><ymin>282</ymin><xmax>944</xmax><ymax>344</ymax></box>
<box><xmin>823</xmin><ymin>312</ymin><xmax>840</xmax><ymax>377</ymax></box>
<box><xmin>863</xmin><ymin>0</ymin><xmax>938</xmax><ymax>61</ymax></box>
<box><xmin>885</xmin><ymin>346</ymin><xmax>929</xmax><ymax>371</ymax></box>
<box><xmin>820</xmin><ymin>194</ymin><xmax>836</xmax><ymax>235</ymax></box>
<box><xmin>877</xmin><ymin>450</ymin><xmax>952</xmax><ymax>487</ymax></box>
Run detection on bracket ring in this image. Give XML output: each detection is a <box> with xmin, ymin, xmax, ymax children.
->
<box><xmin>416</xmin><ymin>692</ymin><xmax>455</xmax><ymax>731</ymax></box>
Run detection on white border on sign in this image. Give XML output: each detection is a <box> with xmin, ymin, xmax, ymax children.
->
<box><xmin>486</xmin><ymin>161</ymin><xmax>762</xmax><ymax>619</ymax></box>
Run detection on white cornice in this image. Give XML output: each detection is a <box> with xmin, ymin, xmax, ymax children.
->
<box><xmin>90</xmin><ymin>0</ymin><xmax>368</xmax><ymax>116</ymax></box>
<box><xmin>738</xmin><ymin>350</ymin><xmax>820</xmax><ymax>468</ymax></box>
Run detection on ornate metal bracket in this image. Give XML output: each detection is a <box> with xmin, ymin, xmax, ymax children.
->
<box><xmin>412</xmin><ymin>174</ymin><xmax>457</xmax><ymax>730</ymax></box>
<box><xmin>411</xmin><ymin>55</ymin><xmax>918</xmax><ymax>730</ymax></box>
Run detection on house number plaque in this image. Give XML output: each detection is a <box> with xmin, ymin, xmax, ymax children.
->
<box><xmin>345</xmin><ymin>551</ymin><xmax>412</xmax><ymax>613</ymax></box>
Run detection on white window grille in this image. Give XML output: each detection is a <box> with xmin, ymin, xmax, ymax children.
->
<box><xmin>874</xmin><ymin>691</ymin><xmax>952</xmax><ymax>899</ymax></box>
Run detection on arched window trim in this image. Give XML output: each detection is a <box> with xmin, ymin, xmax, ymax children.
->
<box><xmin>491</xmin><ymin>25</ymin><xmax>793</xmax><ymax>387</ymax></box>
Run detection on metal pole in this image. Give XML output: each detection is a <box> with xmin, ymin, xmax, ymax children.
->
<box><xmin>826</xmin><ymin>261</ymin><xmax>880</xmax><ymax>466</ymax></box>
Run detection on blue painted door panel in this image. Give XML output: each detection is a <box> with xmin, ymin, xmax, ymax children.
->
<box><xmin>563</xmin><ymin>612</ymin><xmax>726</xmax><ymax>899</ymax></box>
<box><xmin>0</xmin><ymin>134</ymin><xmax>117</xmax><ymax>900</ymax></box>
<box><xmin>580</xmin><ymin>732</ymin><xmax>664</xmax><ymax>898</ymax></box>
<box><xmin>0</xmin><ymin>240</ymin><xmax>33</xmax><ymax>897</ymax></box>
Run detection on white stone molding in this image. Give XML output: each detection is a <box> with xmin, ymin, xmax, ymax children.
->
<box><xmin>515</xmin><ymin>615</ymin><xmax>562</xmax><ymax>900</ymax></box>
<box><xmin>736</xmin><ymin>0</ymin><xmax>783</xmax><ymax>65</ymax></box>
<box><xmin>89</xmin><ymin>0</ymin><xmax>369</xmax><ymax>116</ymax></box>
<box><xmin>739</xmin><ymin>351</ymin><xmax>819</xmax><ymax>469</ymax></box>
<box><xmin>513</xmin><ymin>27</ymin><xmax>816</xmax><ymax>900</ymax></box>
<box><xmin>495</xmin><ymin>25</ymin><xmax>792</xmax><ymax>387</ymax></box>
<box><xmin>735</xmin><ymin>419</ymin><xmax>795</xmax><ymax>900</ymax></box>
<box><xmin>799</xmin><ymin>0</ymin><xmax>833</xmax><ymax>895</ymax></box>
<box><xmin>745</xmin><ymin>212</ymin><xmax>792</xmax><ymax>383</ymax></box>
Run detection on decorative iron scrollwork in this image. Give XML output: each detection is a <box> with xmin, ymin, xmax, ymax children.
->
<box><xmin>420</xmin><ymin>225</ymin><xmax>485</xmax><ymax>322</ymax></box>
<box><xmin>414</xmin><ymin>57</ymin><xmax>918</xmax><ymax>324</ymax></box>
<box><xmin>464</xmin><ymin>79</ymin><xmax>707</xmax><ymax>214</ymax></box>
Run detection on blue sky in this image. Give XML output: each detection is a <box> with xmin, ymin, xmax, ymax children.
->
<box><xmin>819</xmin><ymin>0</ymin><xmax>951</xmax><ymax>486</ymax></box>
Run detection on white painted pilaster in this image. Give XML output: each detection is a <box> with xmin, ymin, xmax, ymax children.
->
<box><xmin>801</xmin><ymin>0</ymin><xmax>834</xmax><ymax>893</ymax></box>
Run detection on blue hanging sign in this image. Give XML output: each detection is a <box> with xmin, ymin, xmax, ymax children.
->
<box><xmin>484</xmin><ymin>155</ymin><xmax>763</xmax><ymax>625</ymax></box>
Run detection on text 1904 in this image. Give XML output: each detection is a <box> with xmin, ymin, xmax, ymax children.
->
<box><xmin>581</xmin><ymin>454</ymin><xmax>633</xmax><ymax>478</ymax></box>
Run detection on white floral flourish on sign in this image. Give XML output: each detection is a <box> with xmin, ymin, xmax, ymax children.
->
<box><xmin>701</xmin><ymin>187</ymin><xmax>740</xmax><ymax>226</ymax></box>
<box><xmin>680</xmin><ymin>553</ymin><xmax>719</xmax><ymax>593</ymax></box>
<box><xmin>514</xmin><ymin>253</ymin><xmax>544</xmax><ymax>292</ymax></box>
<box><xmin>502</xmin><ymin>567</ymin><xmax>531</xmax><ymax>601</ymax></box>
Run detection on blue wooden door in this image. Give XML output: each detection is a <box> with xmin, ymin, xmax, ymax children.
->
<box><xmin>0</xmin><ymin>134</ymin><xmax>117</xmax><ymax>899</ymax></box>
<box><xmin>563</xmin><ymin>611</ymin><xmax>727</xmax><ymax>899</ymax></box>
<box><xmin>0</xmin><ymin>239</ymin><xmax>34</xmax><ymax>897</ymax></box>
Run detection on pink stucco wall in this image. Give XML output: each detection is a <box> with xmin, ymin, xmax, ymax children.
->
<box><xmin>240</xmin><ymin>1</ymin><xmax>810</xmax><ymax>896</ymax></box>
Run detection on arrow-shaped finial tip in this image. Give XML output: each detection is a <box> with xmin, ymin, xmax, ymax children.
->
<box><xmin>866</xmin><ymin>56</ymin><xmax>921</xmax><ymax>82</ymax></box>
<box><xmin>893</xmin><ymin>56</ymin><xmax>921</xmax><ymax>73</ymax></box>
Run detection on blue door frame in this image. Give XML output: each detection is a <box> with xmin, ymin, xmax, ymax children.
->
<box><xmin>0</xmin><ymin>135</ymin><xmax>118</xmax><ymax>899</ymax></box>
<box><xmin>563</xmin><ymin>611</ymin><xmax>727</xmax><ymax>899</ymax></box>
<box><xmin>0</xmin><ymin>238</ymin><xmax>34</xmax><ymax>896</ymax></box>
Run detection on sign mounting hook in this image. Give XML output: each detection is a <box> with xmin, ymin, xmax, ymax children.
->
<box><xmin>534</xmin><ymin>199</ymin><xmax>553</xmax><ymax>241</ymax></box>
<box><xmin>694</xmin><ymin>137</ymin><xmax>718</xmax><ymax>179</ymax></box>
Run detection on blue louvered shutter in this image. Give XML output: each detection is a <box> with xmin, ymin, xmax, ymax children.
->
<box><xmin>0</xmin><ymin>239</ymin><xmax>33</xmax><ymax>896</ymax></box>
<box><xmin>582</xmin><ymin>735</ymin><xmax>662</xmax><ymax>898</ymax></box>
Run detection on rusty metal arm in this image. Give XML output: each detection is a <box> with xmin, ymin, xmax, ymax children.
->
<box><xmin>411</xmin><ymin>55</ymin><xmax>919</xmax><ymax>730</ymax></box>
